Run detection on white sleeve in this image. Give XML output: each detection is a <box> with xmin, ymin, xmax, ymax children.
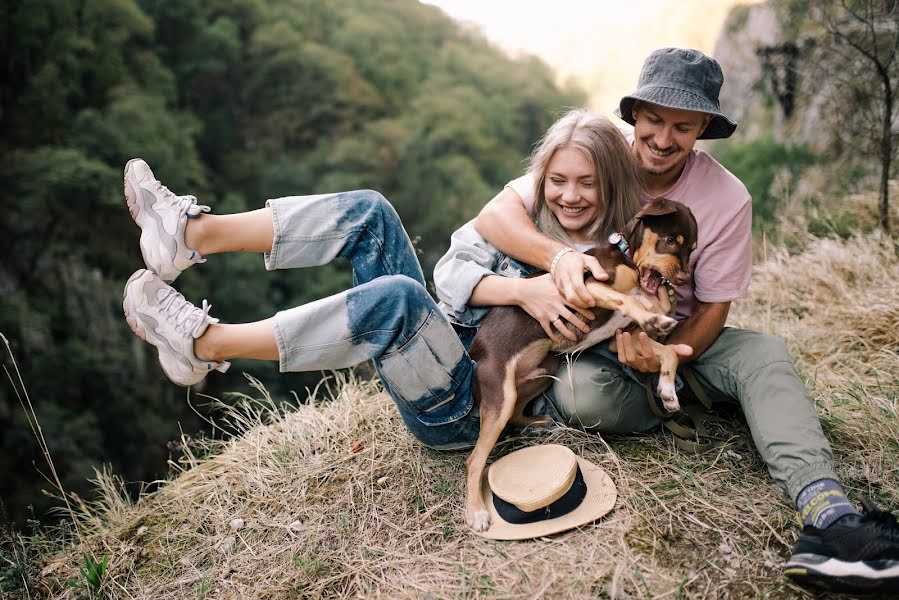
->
<box><xmin>505</xmin><ymin>174</ymin><xmax>537</xmax><ymax>216</ymax></box>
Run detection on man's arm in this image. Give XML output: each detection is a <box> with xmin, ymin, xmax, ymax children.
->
<box><xmin>474</xmin><ymin>187</ymin><xmax>561</xmax><ymax>272</ymax></box>
<box><xmin>616</xmin><ymin>300</ymin><xmax>730</xmax><ymax>371</ymax></box>
<box><xmin>667</xmin><ymin>300</ymin><xmax>730</xmax><ymax>363</ymax></box>
<box><xmin>474</xmin><ymin>187</ymin><xmax>607</xmax><ymax>307</ymax></box>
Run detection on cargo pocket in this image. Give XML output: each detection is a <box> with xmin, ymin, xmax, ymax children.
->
<box><xmin>376</xmin><ymin>311</ymin><xmax>474</xmax><ymax>426</ymax></box>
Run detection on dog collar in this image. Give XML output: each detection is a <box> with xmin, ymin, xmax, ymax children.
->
<box><xmin>608</xmin><ymin>232</ymin><xmax>631</xmax><ymax>258</ymax></box>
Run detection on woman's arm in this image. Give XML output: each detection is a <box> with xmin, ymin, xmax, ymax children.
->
<box><xmin>474</xmin><ymin>187</ymin><xmax>608</xmax><ymax>308</ymax></box>
<box><xmin>469</xmin><ymin>273</ymin><xmax>594</xmax><ymax>341</ymax></box>
<box><xmin>434</xmin><ymin>219</ymin><xmax>591</xmax><ymax>341</ymax></box>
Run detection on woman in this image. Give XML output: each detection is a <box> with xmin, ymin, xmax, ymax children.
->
<box><xmin>122</xmin><ymin>109</ymin><xmax>640</xmax><ymax>451</ymax></box>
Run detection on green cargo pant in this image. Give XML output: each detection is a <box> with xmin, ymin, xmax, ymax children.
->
<box><xmin>550</xmin><ymin>327</ymin><xmax>838</xmax><ymax>502</ymax></box>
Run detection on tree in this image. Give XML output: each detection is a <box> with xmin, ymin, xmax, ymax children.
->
<box><xmin>823</xmin><ymin>0</ymin><xmax>899</xmax><ymax>235</ymax></box>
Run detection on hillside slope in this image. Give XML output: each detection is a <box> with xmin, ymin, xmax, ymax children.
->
<box><xmin>29</xmin><ymin>223</ymin><xmax>899</xmax><ymax>599</ymax></box>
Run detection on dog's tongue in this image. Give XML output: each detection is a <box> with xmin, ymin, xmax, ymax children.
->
<box><xmin>641</xmin><ymin>269</ymin><xmax>662</xmax><ymax>295</ymax></box>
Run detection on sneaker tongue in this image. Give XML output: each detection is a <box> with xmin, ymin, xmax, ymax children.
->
<box><xmin>158</xmin><ymin>288</ymin><xmax>217</xmax><ymax>339</ymax></box>
<box><xmin>186</xmin><ymin>299</ymin><xmax>218</xmax><ymax>339</ymax></box>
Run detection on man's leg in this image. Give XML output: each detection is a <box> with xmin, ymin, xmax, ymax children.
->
<box><xmin>550</xmin><ymin>351</ymin><xmax>661</xmax><ymax>434</ymax></box>
<box><xmin>685</xmin><ymin>328</ymin><xmax>837</xmax><ymax>499</ymax></box>
<box><xmin>684</xmin><ymin>328</ymin><xmax>899</xmax><ymax>591</ymax></box>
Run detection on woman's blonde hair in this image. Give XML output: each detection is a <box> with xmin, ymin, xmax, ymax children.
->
<box><xmin>527</xmin><ymin>109</ymin><xmax>642</xmax><ymax>246</ymax></box>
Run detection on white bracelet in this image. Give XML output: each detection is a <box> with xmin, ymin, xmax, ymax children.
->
<box><xmin>549</xmin><ymin>247</ymin><xmax>575</xmax><ymax>277</ymax></box>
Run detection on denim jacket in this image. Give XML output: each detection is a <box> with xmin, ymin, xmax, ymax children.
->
<box><xmin>433</xmin><ymin>219</ymin><xmax>535</xmax><ymax>328</ymax></box>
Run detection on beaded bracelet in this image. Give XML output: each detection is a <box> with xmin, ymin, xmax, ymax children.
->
<box><xmin>549</xmin><ymin>247</ymin><xmax>575</xmax><ymax>277</ymax></box>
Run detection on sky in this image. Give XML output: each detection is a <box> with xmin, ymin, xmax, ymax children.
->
<box><xmin>421</xmin><ymin>0</ymin><xmax>755</xmax><ymax>115</ymax></box>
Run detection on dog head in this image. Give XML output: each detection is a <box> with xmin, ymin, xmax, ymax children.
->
<box><xmin>624</xmin><ymin>198</ymin><xmax>698</xmax><ymax>294</ymax></box>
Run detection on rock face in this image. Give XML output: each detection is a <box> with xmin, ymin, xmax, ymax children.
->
<box><xmin>714</xmin><ymin>3</ymin><xmax>784</xmax><ymax>143</ymax></box>
<box><xmin>713</xmin><ymin>2</ymin><xmax>842</xmax><ymax>154</ymax></box>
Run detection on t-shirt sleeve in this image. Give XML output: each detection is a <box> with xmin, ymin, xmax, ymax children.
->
<box><xmin>693</xmin><ymin>198</ymin><xmax>752</xmax><ymax>303</ymax></box>
<box><xmin>505</xmin><ymin>174</ymin><xmax>537</xmax><ymax>215</ymax></box>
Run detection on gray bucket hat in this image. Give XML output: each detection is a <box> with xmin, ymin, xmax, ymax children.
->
<box><xmin>614</xmin><ymin>48</ymin><xmax>737</xmax><ymax>140</ymax></box>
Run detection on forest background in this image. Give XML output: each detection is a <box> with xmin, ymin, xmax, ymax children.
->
<box><xmin>0</xmin><ymin>0</ymin><xmax>890</xmax><ymax>536</ymax></box>
<box><xmin>0</xmin><ymin>0</ymin><xmax>586</xmax><ymax>527</ymax></box>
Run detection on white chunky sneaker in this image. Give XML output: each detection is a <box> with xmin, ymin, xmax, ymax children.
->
<box><xmin>124</xmin><ymin>158</ymin><xmax>211</xmax><ymax>282</ymax></box>
<box><xmin>123</xmin><ymin>269</ymin><xmax>230</xmax><ymax>387</ymax></box>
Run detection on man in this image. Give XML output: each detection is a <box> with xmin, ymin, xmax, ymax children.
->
<box><xmin>474</xmin><ymin>48</ymin><xmax>899</xmax><ymax>593</ymax></box>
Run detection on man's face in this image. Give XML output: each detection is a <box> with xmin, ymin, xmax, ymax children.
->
<box><xmin>631</xmin><ymin>102</ymin><xmax>712</xmax><ymax>177</ymax></box>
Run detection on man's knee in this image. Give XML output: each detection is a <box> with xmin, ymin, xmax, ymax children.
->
<box><xmin>709</xmin><ymin>329</ymin><xmax>794</xmax><ymax>373</ymax></box>
<box><xmin>552</xmin><ymin>357</ymin><xmax>660</xmax><ymax>434</ymax></box>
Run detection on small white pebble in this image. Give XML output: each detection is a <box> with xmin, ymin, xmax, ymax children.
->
<box><xmin>725</xmin><ymin>450</ymin><xmax>743</xmax><ymax>461</ymax></box>
<box><xmin>136</xmin><ymin>525</ymin><xmax>147</xmax><ymax>536</ymax></box>
<box><xmin>718</xmin><ymin>542</ymin><xmax>733</xmax><ymax>554</ymax></box>
<box><xmin>230</xmin><ymin>518</ymin><xmax>244</xmax><ymax>530</ymax></box>
<box><xmin>376</xmin><ymin>476</ymin><xmax>388</xmax><ymax>485</ymax></box>
<box><xmin>288</xmin><ymin>520</ymin><xmax>302</xmax><ymax>530</ymax></box>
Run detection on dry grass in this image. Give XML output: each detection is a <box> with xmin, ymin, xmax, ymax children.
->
<box><xmin>28</xmin><ymin>227</ymin><xmax>899</xmax><ymax>599</ymax></box>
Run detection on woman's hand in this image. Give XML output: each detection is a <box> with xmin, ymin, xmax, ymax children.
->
<box><xmin>615</xmin><ymin>330</ymin><xmax>693</xmax><ymax>372</ymax></box>
<box><xmin>552</xmin><ymin>250</ymin><xmax>608</xmax><ymax>308</ymax></box>
<box><xmin>517</xmin><ymin>274</ymin><xmax>594</xmax><ymax>341</ymax></box>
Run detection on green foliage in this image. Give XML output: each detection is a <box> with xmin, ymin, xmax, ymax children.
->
<box><xmin>714</xmin><ymin>137</ymin><xmax>820</xmax><ymax>232</ymax></box>
<box><xmin>67</xmin><ymin>552</ymin><xmax>109</xmax><ymax>592</ymax></box>
<box><xmin>0</xmin><ymin>0</ymin><xmax>582</xmax><ymax>529</ymax></box>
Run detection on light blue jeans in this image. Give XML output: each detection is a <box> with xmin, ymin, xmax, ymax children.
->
<box><xmin>264</xmin><ymin>190</ymin><xmax>480</xmax><ymax>450</ymax></box>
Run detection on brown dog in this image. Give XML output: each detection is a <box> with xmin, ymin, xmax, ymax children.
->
<box><xmin>465</xmin><ymin>198</ymin><xmax>698</xmax><ymax>532</ymax></box>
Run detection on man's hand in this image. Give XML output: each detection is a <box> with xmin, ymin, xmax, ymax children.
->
<box><xmin>518</xmin><ymin>274</ymin><xmax>595</xmax><ymax>342</ymax></box>
<box><xmin>615</xmin><ymin>330</ymin><xmax>693</xmax><ymax>372</ymax></box>
<box><xmin>552</xmin><ymin>250</ymin><xmax>608</xmax><ymax>308</ymax></box>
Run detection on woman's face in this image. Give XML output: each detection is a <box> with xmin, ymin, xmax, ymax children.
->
<box><xmin>543</xmin><ymin>146</ymin><xmax>600</xmax><ymax>243</ymax></box>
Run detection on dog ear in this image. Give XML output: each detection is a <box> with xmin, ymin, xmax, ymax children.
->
<box><xmin>635</xmin><ymin>198</ymin><xmax>679</xmax><ymax>219</ymax></box>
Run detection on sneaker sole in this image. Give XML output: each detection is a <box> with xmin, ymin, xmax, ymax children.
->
<box><xmin>124</xmin><ymin>159</ymin><xmax>182</xmax><ymax>283</ymax></box>
<box><xmin>123</xmin><ymin>269</ymin><xmax>205</xmax><ymax>387</ymax></box>
<box><xmin>785</xmin><ymin>555</ymin><xmax>899</xmax><ymax>593</ymax></box>
<box><xmin>123</xmin><ymin>269</ymin><xmax>150</xmax><ymax>342</ymax></box>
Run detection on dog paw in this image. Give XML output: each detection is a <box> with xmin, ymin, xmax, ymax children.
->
<box><xmin>642</xmin><ymin>314</ymin><xmax>677</xmax><ymax>336</ymax></box>
<box><xmin>658</xmin><ymin>383</ymin><xmax>680</xmax><ymax>413</ymax></box>
<box><xmin>467</xmin><ymin>508</ymin><xmax>490</xmax><ymax>532</ymax></box>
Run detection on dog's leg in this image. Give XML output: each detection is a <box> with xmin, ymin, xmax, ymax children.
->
<box><xmin>655</xmin><ymin>344</ymin><xmax>681</xmax><ymax>412</ymax></box>
<box><xmin>465</xmin><ymin>357</ymin><xmax>519</xmax><ymax>532</ymax></box>
<box><xmin>607</xmin><ymin>335</ymin><xmax>681</xmax><ymax>412</ymax></box>
<box><xmin>584</xmin><ymin>281</ymin><xmax>677</xmax><ymax>336</ymax></box>
<box><xmin>508</xmin><ymin>367</ymin><xmax>554</xmax><ymax>428</ymax></box>
<box><xmin>640</xmin><ymin>337</ymin><xmax>682</xmax><ymax>412</ymax></box>
<box><xmin>508</xmin><ymin>352</ymin><xmax>558</xmax><ymax>428</ymax></box>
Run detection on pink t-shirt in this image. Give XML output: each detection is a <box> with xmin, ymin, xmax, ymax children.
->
<box><xmin>506</xmin><ymin>136</ymin><xmax>752</xmax><ymax>320</ymax></box>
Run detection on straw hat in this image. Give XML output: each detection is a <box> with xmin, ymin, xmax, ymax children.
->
<box><xmin>474</xmin><ymin>444</ymin><xmax>617</xmax><ymax>540</ymax></box>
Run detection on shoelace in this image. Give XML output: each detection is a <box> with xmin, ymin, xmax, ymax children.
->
<box><xmin>148</xmin><ymin>179</ymin><xmax>211</xmax><ymax>218</ymax></box>
<box><xmin>157</xmin><ymin>287</ymin><xmax>218</xmax><ymax>338</ymax></box>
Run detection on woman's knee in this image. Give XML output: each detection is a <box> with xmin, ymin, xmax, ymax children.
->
<box><xmin>376</xmin><ymin>274</ymin><xmax>431</xmax><ymax>307</ymax></box>
<box><xmin>351</xmin><ymin>189</ymin><xmax>400</xmax><ymax>224</ymax></box>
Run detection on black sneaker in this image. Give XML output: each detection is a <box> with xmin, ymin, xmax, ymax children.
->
<box><xmin>784</xmin><ymin>496</ymin><xmax>899</xmax><ymax>594</ymax></box>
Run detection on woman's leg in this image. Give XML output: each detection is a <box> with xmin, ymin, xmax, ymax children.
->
<box><xmin>194</xmin><ymin>319</ymin><xmax>278</xmax><ymax>362</ymax></box>
<box><xmin>185</xmin><ymin>209</ymin><xmax>275</xmax><ymax>256</ymax></box>
<box><xmin>126</xmin><ymin>159</ymin><xmax>422</xmax><ymax>286</ymax></box>
<box><xmin>125</xmin><ymin>270</ymin><xmax>479</xmax><ymax>450</ymax></box>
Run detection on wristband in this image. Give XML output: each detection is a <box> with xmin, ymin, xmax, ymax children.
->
<box><xmin>549</xmin><ymin>247</ymin><xmax>575</xmax><ymax>277</ymax></box>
